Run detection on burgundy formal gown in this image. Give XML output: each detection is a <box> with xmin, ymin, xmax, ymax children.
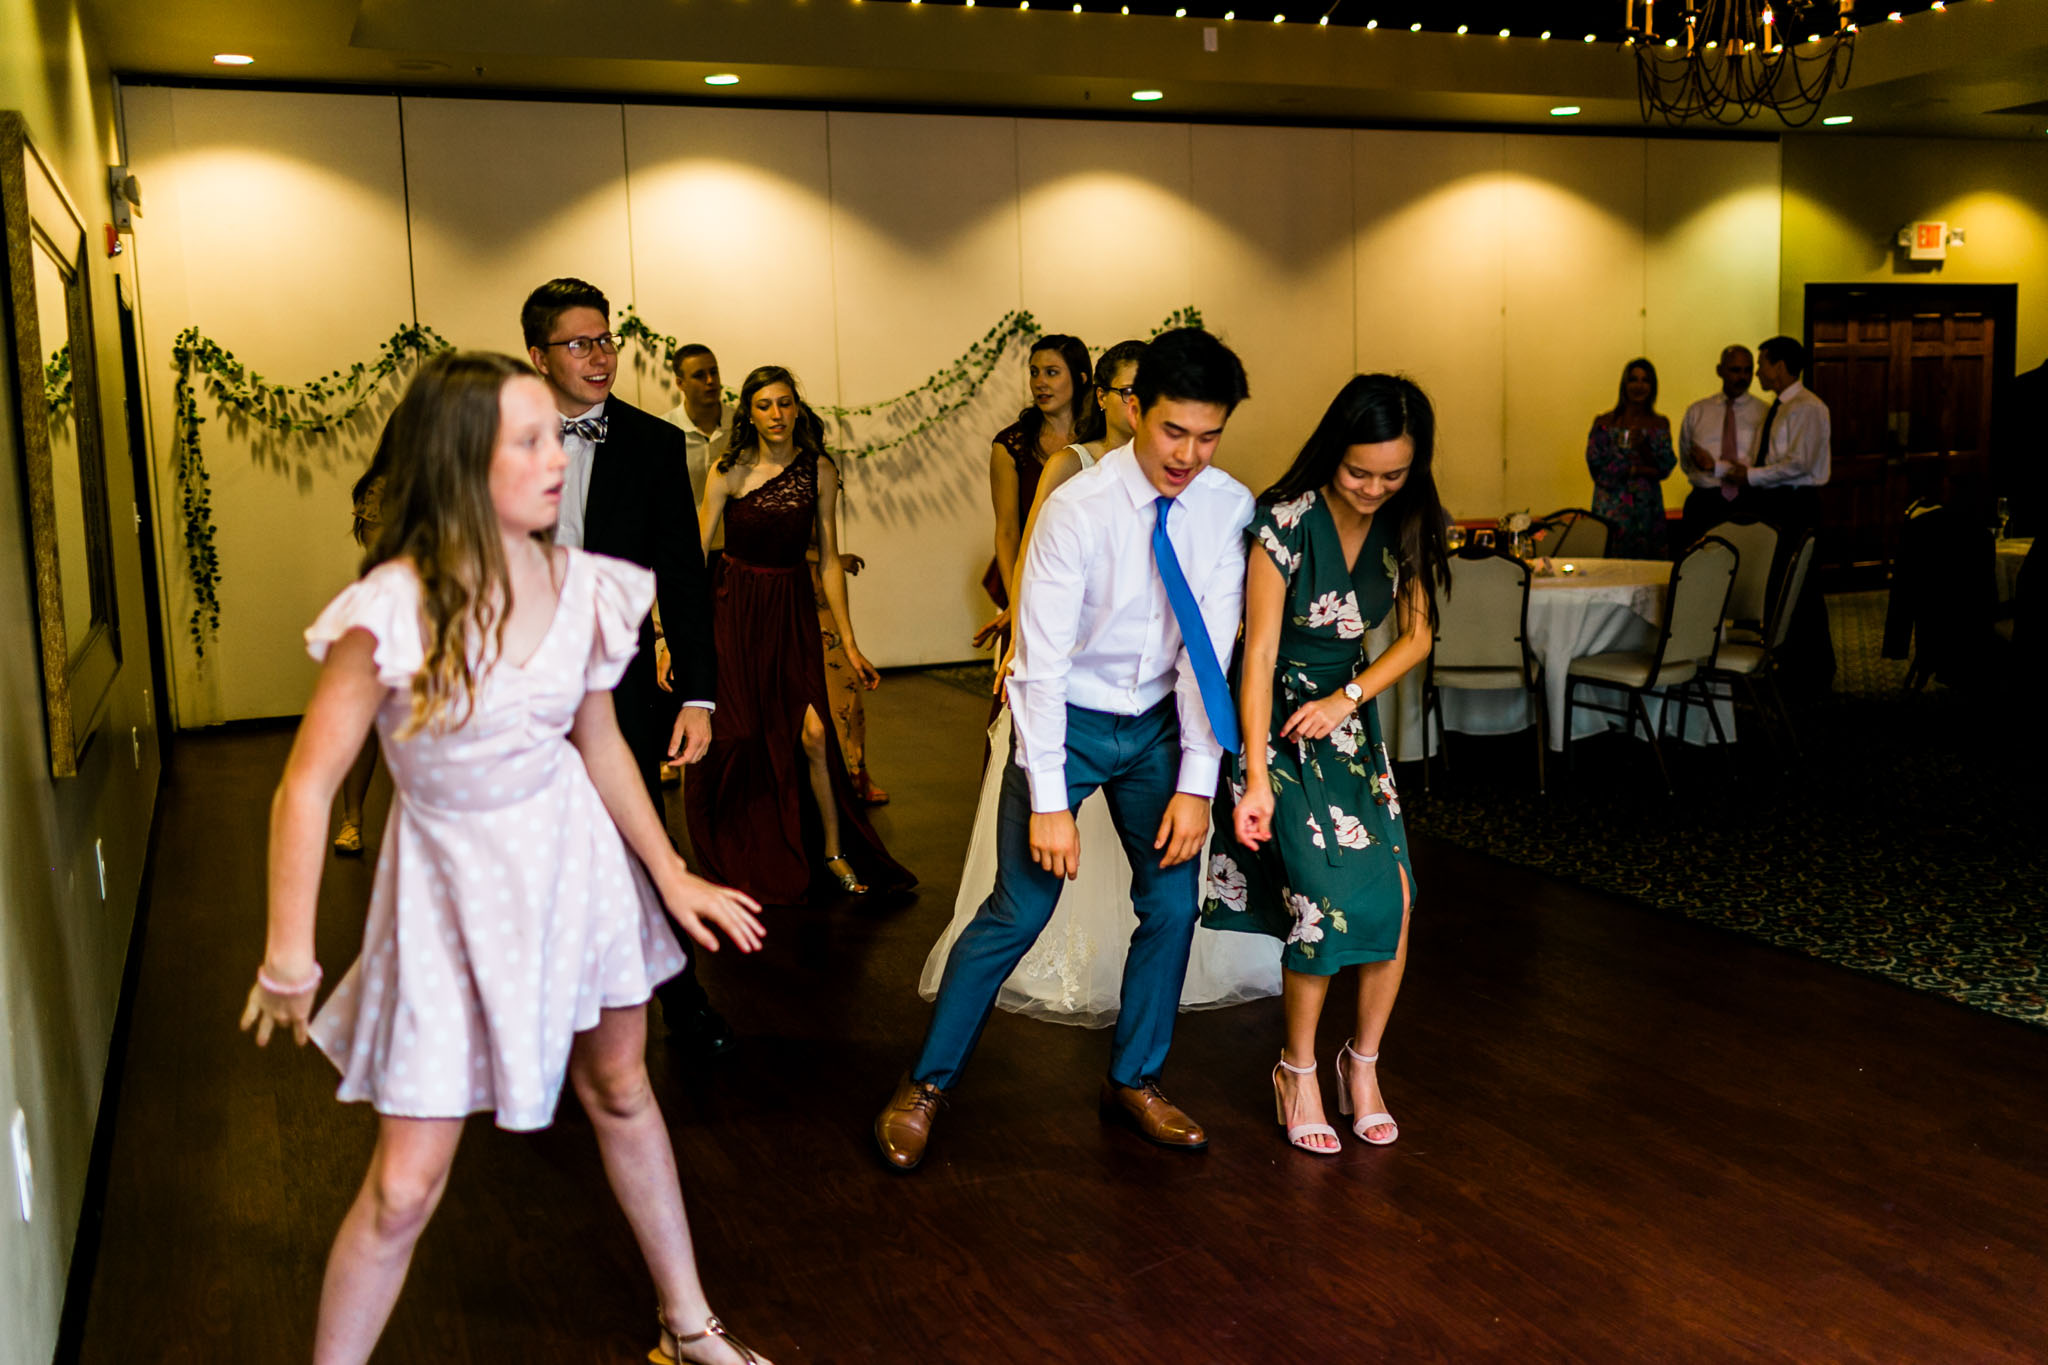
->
<box><xmin>684</xmin><ymin>449</ymin><xmax>914</xmax><ymax>905</ymax></box>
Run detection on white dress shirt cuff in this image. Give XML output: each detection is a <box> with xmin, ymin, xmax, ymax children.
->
<box><xmin>681</xmin><ymin>699</ymin><xmax>716</xmax><ymax>712</ymax></box>
<box><xmin>1176</xmin><ymin>751</ymin><xmax>1222</xmax><ymax>801</ymax></box>
<box><xmin>1027</xmin><ymin>761</ymin><xmax>1070</xmax><ymax>814</ymax></box>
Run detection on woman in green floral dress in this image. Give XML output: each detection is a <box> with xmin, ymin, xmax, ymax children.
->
<box><xmin>1203</xmin><ymin>374</ymin><xmax>1447</xmax><ymax>1155</ymax></box>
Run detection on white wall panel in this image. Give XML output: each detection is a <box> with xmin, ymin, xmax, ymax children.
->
<box><xmin>403</xmin><ymin>97</ymin><xmax>638</xmax><ymax>399</ymax></box>
<box><xmin>1016</xmin><ymin>118</ymin><xmax>1192</xmax><ymax>353</ymax></box>
<box><xmin>1189</xmin><ymin>125</ymin><xmax>1356</xmax><ymax>498</ymax></box>
<box><xmin>623</xmin><ymin>106</ymin><xmax>839</xmax><ymax>414</ymax></box>
<box><xmin>1353</xmin><ymin>130</ymin><xmax>1507</xmax><ymax>523</ymax></box>
<box><xmin>1502</xmin><ymin>134</ymin><xmax>1647</xmax><ymax>518</ymax></box>
<box><xmin>825</xmin><ymin>112</ymin><xmax>1023</xmax><ymax>668</ymax></box>
<box><xmin>1646</xmin><ymin>139</ymin><xmax>1783</xmax><ymax>507</ymax></box>
<box><xmin>125</xmin><ymin>87</ymin><xmax>413</xmax><ymax>724</ymax></box>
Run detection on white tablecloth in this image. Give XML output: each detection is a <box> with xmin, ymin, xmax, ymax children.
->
<box><xmin>1373</xmin><ymin>558</ymin><xmax>1736</xmax><ymax>760</ymax></box>
<box><xmin>1996</xmin><ymin>538</ymin><xmax>2031</xmax><ymax>604</ymax></box>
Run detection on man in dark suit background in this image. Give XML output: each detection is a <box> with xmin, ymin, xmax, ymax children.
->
<box><xmin>522</xmin><ymin>277</ymin><xmax>733</xmax><ymax>1058</ymax></box>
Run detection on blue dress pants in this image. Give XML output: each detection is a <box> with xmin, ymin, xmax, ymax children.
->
<box><xmin>912</xmin><ymin>699</ymin><xmax>1202</xmax><ymax>1091</ymax></box>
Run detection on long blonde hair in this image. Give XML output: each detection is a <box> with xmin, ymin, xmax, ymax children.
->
<box><xmin>364</xmin><ymin>351</ymin><xmax>541</xmax><ymax>736</ymax></box>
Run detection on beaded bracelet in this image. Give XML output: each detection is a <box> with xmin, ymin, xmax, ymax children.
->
<box><xmin>257</xmin><ymin>963</ymin><xmax>324</xmax><ymax>996</ymax></box>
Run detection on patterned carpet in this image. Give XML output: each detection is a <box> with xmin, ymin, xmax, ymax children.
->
<box><xmin>913</xmin><ymin>594</ymin><xmax>2044</xmax><ymax>1029</ymax></box>
<box><xmin>1405</xmin><ymin>590</ymin><xmax>2047</xmax><ymax>1031</ymax></box>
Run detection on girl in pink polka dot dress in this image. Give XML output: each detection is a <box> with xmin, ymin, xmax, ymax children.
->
<box><xmin>240</xmin><ymin>353</ymin><xmax>778</xmax><ymax>1365</ymax></box>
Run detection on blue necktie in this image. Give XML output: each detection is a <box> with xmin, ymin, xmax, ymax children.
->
<box><xmin>1152</xmin><ymin>495</ymin><xmax>1240</xmax><ymax>755</ymax></box>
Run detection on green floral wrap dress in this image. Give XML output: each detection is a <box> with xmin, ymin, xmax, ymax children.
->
<box><xmin>1201</xmin><ymin>490</ymin><xmax>1413</xmax><ymax>975</ymax></box>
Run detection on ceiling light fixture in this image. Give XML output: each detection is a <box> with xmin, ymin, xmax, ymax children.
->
<box><xmin>1551</xmin><ymin>105</ymin><xmax>1582</xmax><ymax>115</ymax></box>
<box><xmin>1132</xmin><ymin>89</ymin><xmax>1165</xmax><ymax>100</ymax></box>
<box><xmin>1500</xmin><ymin>27</ymin><xmax>1511</xmax><ymax>37</ymax></box>
<box><xmin>1366</xmin><ymin>18</ymin><xmax>1377</xmax><ymax>28</ymax></box>
<box><xmin>1318</xmin><ymin>14</ymin><xmax>1329</xmax><ymax>25</ymax></box>
<box><xmin>1273</xmin><ymin>13</ymin><xmax>1286</xmax><ymax>22</ymax></box>
<box><xmin>1541</xmin><ymin>29</ymin><xmax>1552</xmax><ymax>38</ymax></box>
<box><xmin>1410</xmin><ymin>22</ymin><xmax>1422</xmax><ymax>31</ymax></box>
<box><xmin>1628</xmin><ymin>0</ymin><xmax>1857</xmax><ymax>126</ymax></box>
<box><xmin>704</xmin><ymin>73</ymin><xmax>739</xmax><ymax>84</ymax></box>
<box><xmin>212</xmin><ymin>53</ymin><xmax>255</xmax><ymax>66</ymax></box>
<box><xmin>1456</xmin><ymin>23</ymin><xmax>1468</xmax><ymax>33</ymax></box>
<box><xmin>1584</xmin><ymin>32</ymin><xmax>1597</xmax><ymax>41</ymax></box>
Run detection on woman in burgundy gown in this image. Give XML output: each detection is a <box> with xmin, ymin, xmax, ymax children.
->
<box><xmin>686</xmin><ymin>366</ymin><xmax>913</xmax><ymax>904</ymax></box>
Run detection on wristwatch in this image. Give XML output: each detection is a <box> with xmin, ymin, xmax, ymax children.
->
<box><xmin>1341</xmin><ymin>682</ymin><xmax>1364</xmax><ymax>706</ymax></box>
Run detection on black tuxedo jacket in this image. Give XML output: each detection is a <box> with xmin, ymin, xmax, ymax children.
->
<box><xmin>581</xmin><ymin>395</ymin><xmax>717</xmax><ymax>706</ymax></box>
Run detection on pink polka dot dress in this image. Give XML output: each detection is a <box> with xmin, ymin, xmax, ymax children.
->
<box><xmin>304</xmin><ymin>549</ymin><xmax>687</xmax><ymax>1131</ymax></box>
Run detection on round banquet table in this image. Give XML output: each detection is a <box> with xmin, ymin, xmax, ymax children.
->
<box><xmin>1371</xmin><ymin>557</ymin><xmax>1737</xmax><ymax>762</ymax></box>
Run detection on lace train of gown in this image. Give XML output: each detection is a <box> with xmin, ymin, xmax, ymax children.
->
<box><xmin>919</xmin><ymin>708</ymin><xmax>1281</xmax><ymax>1027</ymax></box>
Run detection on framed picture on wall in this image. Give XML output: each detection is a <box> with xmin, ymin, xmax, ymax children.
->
<box><xmin>3</xmin><ymin>111</ymin><xmax>122</xmax><ymax>777</ymax></box>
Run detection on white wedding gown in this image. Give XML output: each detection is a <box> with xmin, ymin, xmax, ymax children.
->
<box><xmin>918</xmin><ymin>687</ymin><xmax>1283</xmax><ymax>1029</ymax></box>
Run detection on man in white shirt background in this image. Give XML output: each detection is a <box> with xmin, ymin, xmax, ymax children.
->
<box><xmin>661</xmin><ymin>343</ymin><xmax>732</xmax><ymax>503</ymax></box>
<box><xmin>1677</xmin><ymin>344</ymin><xmax>1768</xmax><ymax>548</ymax></box>
<box><xmin>876</xmin><ymin>329</ymin><xmax>1255</xmax><ymax>1172</ymax></box>
<box><xmin>1723</xmin><ymin>334</ymin><xmax>1835</xmax><ymax>688</ymax></box>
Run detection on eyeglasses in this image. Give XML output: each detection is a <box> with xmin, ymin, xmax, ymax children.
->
<box><xmin>544</xmin><ymin>333</ymin><xmax>621</xmax><ymax>358</ymax></box>
<box><xmin>1104</xmin><ymin>385</ymin><xmax>1137</xmax><ymax>401</ymax></box>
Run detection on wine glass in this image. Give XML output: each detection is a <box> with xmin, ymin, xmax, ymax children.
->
<box><xmin>1446</xmin><ymin>525</ymin><xmax>1468</xmax><ymax>551</ymax></box>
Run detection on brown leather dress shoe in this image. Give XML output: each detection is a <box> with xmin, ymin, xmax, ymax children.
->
<box><xmin>875</xmin><ymin>1074</ymin><xmax>946</xmax><ymax>1171</ymax></box>
<box><xmin>1099</xmin><ymin>1079</ymin><xmax>1208</xmax><ymax>1149</ymax></box>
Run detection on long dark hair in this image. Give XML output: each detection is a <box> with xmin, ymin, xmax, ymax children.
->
<box><xmin>723</xmin><ymin>364</ymin><xmax>831</xmax><ymax>473</ymax></box>
<box><xmin>1609</xmin><ymin>356</ymin><xmax>1660</xmax><ymax>419</ymax></box>
<box><xmin>1262</xmin><ymin>373</ymin><xmax>1450</xmax><ymax>625</ymax></box>
<box><xmin>1013</xmin><ymin>334</ymin><xmax>1093</xmax><ymax>453</ymax></box>
<box><xmin>366</xmin><ymin>351</ymin><xmax>537</xmax><ymax>736</ymax></box>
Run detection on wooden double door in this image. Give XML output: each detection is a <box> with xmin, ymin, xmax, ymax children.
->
<box><xmin>1805</xmin><ymin>284</ymin><xmax>2015</xmax><ymax>580</ymax></box>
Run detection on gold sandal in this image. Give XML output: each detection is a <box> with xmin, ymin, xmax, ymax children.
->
<box><xmin>651</xmin><ymin>1313</ymin><xmax>765</xmax><ymax>1365</ymax></box>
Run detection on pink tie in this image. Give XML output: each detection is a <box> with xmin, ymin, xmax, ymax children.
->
<box><xmin>1720</xmin><ymin>396</ymin><xmax>1740</xmax><ymax>502</ymax></box>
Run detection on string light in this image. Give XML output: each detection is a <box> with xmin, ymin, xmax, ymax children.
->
<box><xmin>1224</xmin><ymin>9</ymin><xmax>1234</xmax><ymax>18</ymax></box>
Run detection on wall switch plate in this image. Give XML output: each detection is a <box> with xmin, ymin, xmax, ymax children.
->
<box><xmin>10</xmin><ymin>1110</ymin><xmax>30</xmax><ymax>1223</ymax></box>
<box><xmin>95</xmin><ymin>839</ymin><xmax>107</xmax><ymax>901</ymax></box>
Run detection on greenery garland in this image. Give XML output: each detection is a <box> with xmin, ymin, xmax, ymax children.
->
<box><xmin>169</xmin><ymin>306</ymin><xmax>1206</xmax><ymax>654</ymax></box>
<box><xmin>169</xmin><ymin>323</ymin><xmax>452</xmax><ymax>655</ymax></box>
<box><xmin>44</xmin><ymin>343</ymin><xmax>72</xmax><ymax>416</ymax></box>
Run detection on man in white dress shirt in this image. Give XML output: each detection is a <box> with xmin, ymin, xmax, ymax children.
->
<box><xmin>660</xmin><ymin>343</ymin><xmax>732</xmax><ymax>505</ymax></box>
<box><xmin>1677</xmin><ymin>344</ymin><xmax>1769</xmax><ymax>547</ymax></box>
<box><xmin>876</xmin><ymin>329</ymin><xmax>1255</xmax><ymax>1171</ymax></box>
<box><xmin>1723</xmin><ymin>334</ymin><xmax>1835</xmax><ymax>685</ymax></box>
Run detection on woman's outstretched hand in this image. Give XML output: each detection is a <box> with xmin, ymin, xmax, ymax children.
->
<box><xmin>972</xmin><ymin>606</ymin><xmax>1011</xmax><ymax>650</ymax></box>
<box><xmin>1233</xmin><ymin>783</ymin><xmax>1276</xmax><ymax>848</ymax></box>
<box><xmin>239</xmin><ymin>975</ymin><xmax>316</xmax><ymax>1047</ymax></box>
<box><xmin>661</xmin><ymin>871</ymin><xmax>766</xmax><ymax>953</ymax></box>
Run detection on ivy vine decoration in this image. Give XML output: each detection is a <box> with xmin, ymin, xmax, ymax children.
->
<box><xmin>44</xmin><ymin>343</ymin><xmax>72</xmax><ymax>417</ymax></box>
<box><xmin>169</xmin><ymin>322</ymin><xmax>451</xmax><ymax>655</ymax></box>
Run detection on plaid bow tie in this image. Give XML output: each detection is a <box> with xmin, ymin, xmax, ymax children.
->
<box><xmin>560</xmin><ymin>415</ymin><xmax>608</xmax><ymax>443</ymax></box>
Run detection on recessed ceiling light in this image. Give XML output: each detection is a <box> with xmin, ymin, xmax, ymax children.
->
<box><xmin>1887</xmin><ymin>9</ymin><xmax>1902</xmax><ymax>19</ymax></box>
<box><xmin>212</xmin><ymin>53</ymin><xmax>255</xmax><ymax>66</ymax></box>
<box><xmin>1318</xmin><ymin>14</ymin><xmax>1328</xmax><ymax>25</ymax></box>
<box><xmin>1410</xmin><ymin>22</ymin><xmax>1422</xmax><ymax>31</ymax></box>
<box><xmin>1665</xmin><ymin>36</ymin><xmax>1677</xmax><ymax>45</ymax></box>
<box><xmin>1456</xmin><ymin>23</ymin><xmax>1468</xmax><ymax>33</ymax></box>
<box><xmin>1366</xmin><ymin>18</ymin><xmax>1377</xmax><ymax>28</ymax></box>
<box><xmin>1550</xmin><ymin>105</ymin><xmax>1581</xmax><ymax>116</ymax></box>
<box><xmin>1131</xmin><ymin>89</ymin><xmax>1165</xmax><ymax>101</ymax></box>
<box><xmin>1822</xmin><ymin>114</ymin><xmax>1853</xmax><ymax>124</ymax></box>
<box><xmin>1223</xmin><ymin>9</ymin><xmax>1234</xmax><ymax>18</ymax></box>
<box><xmin>704</xmin><ymin>73</ymin><xmax>740</xmax><ymax>85</ymax></box>
<box><xmin>1540</xmin><ymin>30</ymin><xmax>1551</xmax><ymax>39</ymax></box>
<box><xmin>1273</xmin><ymin>12</ymin><xmax>1285</xmax><ymax>22</ymax></box>
<box><xmin>1174</xmin><ymin>5</ymin><xmax>1185</xmax><ymax>13</ymax></box>
<box><xmin>1583</xmin><ymin>33</ymin><xmax>1596</xmax><ymax>42</ymax></box>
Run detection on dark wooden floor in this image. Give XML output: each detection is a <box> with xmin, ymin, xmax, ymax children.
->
<box><xmin>73</xmin><ymin>674</ymin><xmax>2048</xmax><ymax>1363</ymax></box>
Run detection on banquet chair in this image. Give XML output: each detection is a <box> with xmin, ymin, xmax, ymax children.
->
<box><xmin>1699</xmin><ymin>531</ymin><xmax>1816</xmax><ymax>762</ymax></box>
<box><xmin>1563</xmin><ymin>536</ymin><xmax>1737</xmax><ymax>795</ymax></box>
<box><xmin>1537</xmin><ymin>508</ymin><xmax>1614</xmax><ymax>560</ymax></box>
<box><xmin>1423</xmin><ymin>548</ymin><xmax>1545</xmax><ymax>794</ymax></box>
<box><xmin>1708</xmin><ymin>520</ymin><xmax>1779</xmax><ymax>643</ymax></box>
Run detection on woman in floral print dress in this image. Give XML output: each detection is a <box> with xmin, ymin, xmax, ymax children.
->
<box><xmin>1204</xmin><ymin>374</ymin><xmax>1448</xmax><ymax>1155</ymax></box>
<box><xmin>1584</xmin><ymin>357</ymin><xmax>1677</xmax><ymax>560</ymax></box>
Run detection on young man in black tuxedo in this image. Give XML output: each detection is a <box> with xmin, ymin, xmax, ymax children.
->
<box><xmin>521</xmin><ymin>277</ymin><xmax>733</xmax><ymax>1059</ymax></box>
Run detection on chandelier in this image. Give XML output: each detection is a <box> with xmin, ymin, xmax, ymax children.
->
<box><xmin>1627</xmin><ymin>0</ymin><xmax>1858</xmax><ymax>126</ymax></box>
